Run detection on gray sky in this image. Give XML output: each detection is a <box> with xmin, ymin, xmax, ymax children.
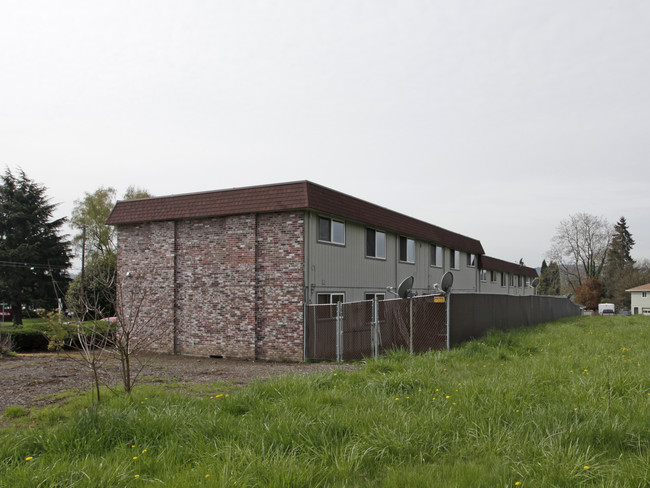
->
<box><xmin>2</xmin><ymin>0</ymin><xmax>649</xmax><ymax>273</ymax></box>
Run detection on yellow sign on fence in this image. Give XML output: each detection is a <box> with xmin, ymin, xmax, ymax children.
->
<box><xmin>434</xmin><ymin>296</ymin><xmax>446</xmax><ymax>303</ymax></box>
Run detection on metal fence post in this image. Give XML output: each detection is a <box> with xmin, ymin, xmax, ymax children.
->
<box><xmin>409</xmin><ymin>297</ymin><xmax>414</xmax><ymax>355</ymax></box>
<box><xmin>336</xmin><ymin>301</ymin><xmax>343</xmax><ymax>362</ymax></box>
<box><xmin>446</xmin><ymin>293</ymin><xmax>451</xmax><ymax>351</ymax></box>
<box><xmin>371</xmin><ymin>297</ymin><xmax>379</xmax><ymax>359</ymax></box>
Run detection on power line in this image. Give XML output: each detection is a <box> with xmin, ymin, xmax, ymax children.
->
<box><xmin>0</xmin><ymin>260</ymin><xmax>69</xmax><ymax>271</ymax></box>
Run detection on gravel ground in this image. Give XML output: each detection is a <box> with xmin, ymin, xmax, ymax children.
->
<box><xmin>0</xmin><ymin>352</ymin><xmax>359</xmax><ymax>414</ymax></box>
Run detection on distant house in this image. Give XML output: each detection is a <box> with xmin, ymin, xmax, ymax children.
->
<box><xmin>106</xmin><ymin>181</ymin><xmax>538</xmax><ymax>360</ymax></box>
<box><xmin>626</xmin><ymin>284</ymin><xmax>650</xmax><ymax>315</ymax></box>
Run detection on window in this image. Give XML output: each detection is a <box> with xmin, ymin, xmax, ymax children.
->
<box><xmin>467</xmin><ymin>253</ymin><xmax>476</xmax><ymax>267</ymax></box>
<box><xmin>317</xmin><ymin>293</ymin><xmax>345</xmax><ymax>305</ymax></box>
<box><xmin>366</xmin><ymin>228</ymin><xmax>386</xmax><ymax>259</ymax></box>
<box><xmin>491</xmin><ymin>271</ymin><xmax>497</xmax><ymax>283</ymax></box>
<box><xmin>501</xmin><ymin>273</ymin><xmax>507</xmax><ymax>287</ymax></box>
<box><xmin>643</xmin><ymin>292</ymin><xmax>648</xmax><ymax>298</ymax></box>
<box><xmin>450</xmin><ymin>249</ymin><xmax>460</xmax><ymax>270</ymax></box>
<box><xmin>430</xmin><ymin>244</ymin><xmax>443</xmax><ymax>267</ymax></box>
<box><xmin>399</xmin><ymin>236</ymin><xmax>415</xmax><ymax>263</ymax></box>
<box><xmin>518</xmin><ymin>275</ymin><xmax>523</xmax><ymax>287</ymax></box>
<box><xmin>365</xmin><ymin>293</ymin><xmax>385</xmax><ymax>301</ymax></box>
<box><xmin>480</xmin><ymin>270</ymin><xmax>487</xmax><ymax>281</ymax></box>
<box><xmin>510</xmin><ymin>274</ymin><xmax>517</xmax><ymax>287</ymax></box>
<box><xmin>318</xmin><ymin>217</ymin><xmax>345</xmax><ymax>245</ymax></box>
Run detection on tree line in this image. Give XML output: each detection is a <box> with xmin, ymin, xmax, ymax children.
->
<box><xmin>542</xmin><ymin>213</ymin><xmax>650</xmax><ymax>310</ymax></box>
<box><xmin>1</xmin><ymin>168</ymin><xmax>648</xmax><ymax>326</ymax></box>
<box><xmin>0</xmin><ymin>168</ymin><xmax>150</xmax><ymax>326</ymax></box>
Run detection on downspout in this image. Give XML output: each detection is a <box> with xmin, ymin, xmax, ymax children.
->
<box><xmin>303</xmin><ymin>212</ymin><xmax>310</xmax><ymax>360</ymax></box>
<box><xmin>173</xmin><ymin>220</ymin><xmax>179</xmax><ymax>355</ymax></box>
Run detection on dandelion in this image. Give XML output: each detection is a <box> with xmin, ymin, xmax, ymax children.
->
<box><xmin>25</xmin><ymin>457</ymin><xmax>33</xmax><ymax>461</ymax></box>
<box><xmin>515</xmin><ymin>482</ymin><xmax>522</xmax><ymax>486</ymax></box>
<box><xmin>584</xmin><ymin>466</ymin><xmax>590</xmax><ymax>470</ymax></box>
<box><xmin>205</xmin><ymin>474</ymin><xmax>210</xmax><ymax>478</ymax></box>
<box><xmin>141</xmin><ymin>449</ymin><xmax>147</xmax><ymax>454</ymax></box>
<box><xmin>395</xmin><ymin>397</ymin><xmax>399</xmax><ymax>401</ymax></box>
<box><xmin>446</xmin><ymin>395</ymin><xmax>451</xmax><ymax>399</ymax></box>
<box><xmin>216</xmin><ymin>394</ymin><xmax>223</xmax><ymax>398</ymax></box>
<box><xmin>135</xmin><ymin>474</ymin><xmax>140</xmax><ymax>478</ymax></box>
<box><xmin>133</xmin><ymin>456</ymin><xmax>138</xmax><ymax>460</ymax></box>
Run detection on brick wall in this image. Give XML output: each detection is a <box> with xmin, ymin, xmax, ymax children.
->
<box><xmin>116</xmin><ymin>212</ymin><xmax>305</xmax><ymax>360</ymax></box>
<box><xmin>116</xmin><ymin>221</ymin><xmax>176</xmax><ymax>353</ymax></box>
<box><xmin>255</xmin><ymin>213</ymin><xmax>305</xmax><ymax>361</ymax></box>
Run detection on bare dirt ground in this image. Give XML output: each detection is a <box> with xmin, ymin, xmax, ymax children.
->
<box><xmin>0</xmin><ymin>352</ymin><xmax>359</xmax><ymax>414</ymax></box>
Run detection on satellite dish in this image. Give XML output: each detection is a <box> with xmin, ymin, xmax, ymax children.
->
<box><xmin>440</xmin><ymin>272</ymin><xmax>454</xmax><ymax>293</ymax></box>
<box><xmin>397</xmin><ymin>276</ymin><xmax>415</xmax><ymax>299</ymax></box>
<box><xmin>531</xmin><ymin>277</ymin><xmax>540</xmax><ymax>288</ymax></box>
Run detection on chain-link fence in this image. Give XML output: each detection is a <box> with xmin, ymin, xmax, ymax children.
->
<box><xmin>305</xmin><ymin>294</ymin><xmax>447</xmax><ymax>361</ymax></box>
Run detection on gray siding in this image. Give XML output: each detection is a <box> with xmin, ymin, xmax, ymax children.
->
<box><xmin>305</xmin><ymin>212</ymin><xmax>480</xmax><ymax>302</ymax></box>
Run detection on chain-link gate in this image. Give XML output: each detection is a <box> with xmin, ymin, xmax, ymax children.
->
<box><xmin>305</xmin><ymin>294</ymin><xmax>448</xmax><ymax>361</ymax></box>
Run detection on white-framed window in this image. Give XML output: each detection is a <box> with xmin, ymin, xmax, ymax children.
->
<box><xmin>480</xmin><ymin>269</ymin><xmax>487</xmax><ymax>281</ymax></box>
<box><xmin>317</xmin><ymin>293</ymin><xmax>345</xmax><ymax>305</ymax></box>
<box><xmin>366</xmin><ymin>228</ymin><xmax>386</xmax><ymax>259</ymax></box>
<box><xmin>467</xmin><ymin>253</ymin><xmax>476</xmax><ymax>267</ymax></box>
<box><xmin>430</xmin><ymin>244</ymin><xmax>443</xmax><ymax>267</ymax></box>
<box><xmin>643</xmin><ymin>292</ymin><xmax>648</xmax><ymax>298</ymax></box>
<box><xmin>450</xmin><ymin>249</ymin><xmax>460</xmax><ymax>270</ymax></box>
<box><xmin>518</xmin><ymin>275</ymin><xmax>523</xmax><ymax>287</ymax></box>
<box><xmin>399</xmin><ymin>236</ymin><xmax>415</xmax><ymax>263</ymax></box>
<box><xmin>491</xmin><ymin>271</ymin><xmax>497</xmax><ymax>283</ymax></box>
<box><xmin>525</xmin><ymin>277</ymin><xmax>531</xmax><ymax>287</ymax></box>
<box><xmin>318</xmin><ymin>217</ymin><xmax>345</xmax><ymax>245</ymax></box>
<box><xmin>501</xmin><ymin>273</ymin><xmax>507</xmax><ymax>287</ymax></box>
<box><xmin>510</xmin><ymin>274</ymin><xmax>517</xmax><ymax>287</ymax></box>
<box><xmin>365</xmin><ymin>293</ymin><xmax>385</xmax><ymax>301</ymax></box>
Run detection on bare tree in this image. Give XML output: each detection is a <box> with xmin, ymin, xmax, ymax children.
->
<box><xmin>109</xmin><ymin>271</ymin><xmax>168</xmax><ymax>393</ymax></box>
<box><xmin>548</xmin><ymin>213</ymin><xmax>612</xmax><ymax>292</ymax></box>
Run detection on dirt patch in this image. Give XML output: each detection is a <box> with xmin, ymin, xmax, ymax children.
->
<box><xmin>0</xmin><ymin>353</ymin><xmax>359</xmax><ymax>413</ymax></box>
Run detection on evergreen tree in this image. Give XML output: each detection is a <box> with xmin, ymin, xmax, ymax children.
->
<box><xmin>604</xmin><ymin>216</ymin><xmax>636</xmax><ymax>309</ymax></box>
<box><xmin>0</xmin><ymin>169</ymin><xmax>71</xmax><ymax>324</ymax></box>
<box><xmin>538</xmin><ymin>260</ymin><xmax>562</xmax><ymax>295</ymax></box>
<box><xmin>547</xmin><ymin>261</ymin><xmax>562</xmax><ymax>295</ymax></box>
<box><xmin>538</xmin><ymin>260</ymin><xmax>549</xmax><ymax>295</ymax></box>
<box><xmin>608</xmin><ymin>217</ymin><xmax>635</xmax><ymax>267</ymax></box>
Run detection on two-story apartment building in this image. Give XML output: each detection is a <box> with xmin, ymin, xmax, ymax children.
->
<box><xmin>106</xmin><ymin>181</ymin><xmax>537</xmax><ymax>360</ymax></box>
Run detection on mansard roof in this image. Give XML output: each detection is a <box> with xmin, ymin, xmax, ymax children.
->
<box><xmin>106</xmin><ymin>180</ymin><xmax>485</xmax><ymax>254</ymax></box>
<box><xmin>479</xmin><ymin>255</ymin><xmax>538</xmax><ymax>278</ymax></box>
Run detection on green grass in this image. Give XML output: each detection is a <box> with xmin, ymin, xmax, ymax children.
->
<box><xmin>1</xmin><ymin>315</ymin><xmax>649</xmax><ymax>487</ymax></box>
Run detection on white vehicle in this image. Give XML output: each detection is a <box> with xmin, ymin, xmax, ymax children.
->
<box><xmin>598</xmin><ymin>303</ymin><xmax>615</xmax><ymax>315</ymax></box>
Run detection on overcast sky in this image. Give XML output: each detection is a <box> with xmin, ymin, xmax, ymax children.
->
<box><xmin>2</xmin><ymin>0</ymin><xmax>649</xmax><ymax>273</ymax></box>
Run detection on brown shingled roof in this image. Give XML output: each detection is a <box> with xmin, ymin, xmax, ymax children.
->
<box><xmin>479</xmin><ymin>255</ymin><xmax>538</xmax><ymax>278</ymax></box>
<box><xmin>106</xmin><ymin>180</ymin><xmax>485</xmax><ymax>254</ymax></box>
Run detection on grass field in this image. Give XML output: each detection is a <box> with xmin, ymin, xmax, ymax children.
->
<box><xmin>1</xmin><ymin>315</ymin><xmax>649</xmax><ymax>487</ymax></box>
